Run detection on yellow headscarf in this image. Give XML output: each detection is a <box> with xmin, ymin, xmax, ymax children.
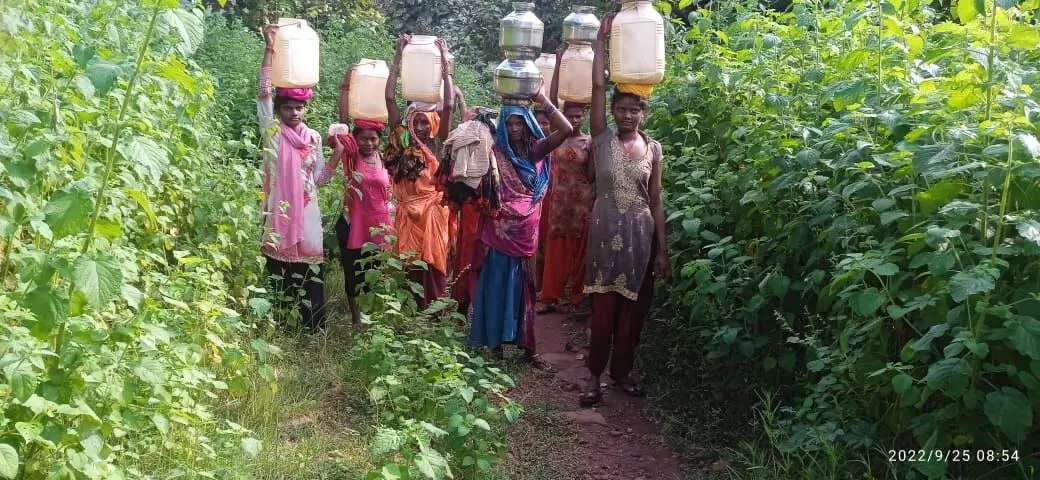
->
<box><xmin>616</xmin><ymin>83</ymin><xmax>654</xmax><ymax>100</ymax></box>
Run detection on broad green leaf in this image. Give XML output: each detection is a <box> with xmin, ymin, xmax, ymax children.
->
<box><xmin>1015</xmin><ymin>133</ymin><xmax>1040</xmax><ymax>159</ymax></box>
<box><xmin>415</xmin><ymin>443</ymin><xmax>452</xmax><ymax>479</ymax></box>
<box><xmin>86</xmin><ymin>61</ymin><xmax>121</xmax><ymax>95</ymax></box>
<box><xmin>10</xmin><ymin>373</ymin><xmax>35</xmax><ymax>402</ymax></box>
<box><xmin>1008</xmin><ymin>24</ymin><xmax>1039</xmax><ymax>49</ymax></box>
<box><xmin>72</xmin><ymin>254</ymin><xmax>123</xmax><ymax>309</ymax></box>
<box><xmin>956</xmin><ymin>0</ymin><xmax>984</xmax><ymax>23</ymax></box>
<box><xmin>125</xmin><ymin>188</ymin><xmax>158</xmax><ymax>229</ymax></box>
<box><xmin>913</xmin><ymin>323</ymin><xmax>950</xmax><ymax>352</ymax></box>
<box><xmin>152</xmin><ymin>413</ymin><xmax>169</xmax><ymax>435</ymax></box>
<box><xmin>241</xmin><ymin>438</ymin><xmax>262</xmax><ymax>457</ymax></box>
<box><xmin>371</xmin><ymin>428</ymin><xmax>401</xmax><ymax>457</ymax></box>
<box><xmin>118</xmin><ymin>136</ymin><xmax>168</xmax><ymax>185</ymax></box>
<box><xmin>24</xmin><ymin>286</ymin><xmax>68</xmax><ymax>336</ymax></box>
<box><xmin>924</xmin><ymin>357</ymin><xmax>971</xmax><ymax>396</ymax></box>
<box><xmin>916</xmin><ymin>181</ymin><xmax>962</xmax><ymax>214</ymax></box>
<box><xmin>948</xmin><ymin>265</ymin><xmax>999</xmax><ymax>302</ymax></box>
<box><xmin>1019</xmin><ymin>220</ymin><xmax>1040</xmax><ymax>245</ymax></box>
<box><xmin>134</xmin><ymin>356</ymin><xmax>165</xmax><ymax>385</ymax></box>
<box><xmin>850</xmin><ymin>288</ymin><xmax>886</xmax><ymax>316</ymax></box>
<box><xmin>1008</xmin><ymin>317</ymin><xmax>1040</xmax><ymax>360</ymax></box>
<box><xmin>880</xmin><ymin>210</ymin><xmax>907</xmax><ymax>225</ymax></box>
<box><xmin>473</xmin><ymin>418</ymin><xmax>491</xmax><ymax>431</ymax></box>
<box><xmin>892</xmin><ymin>374</ymin><xmax>913</xmax><ymax>394</ymax></box>
<box><xmin>984</xmin><ymin>387</ymin><xmax>1032</xmax><ymax>443</ymax></box>
<box><xmin>160</xmin><ymin>9</ymin><xmax>205</xmax><ymax>56</ymax></box>
<box><xmin>72</xmin><ymin>42</ymin><xmax>95</xmax><ymax>67</ymax></box>
<box><xmin>43</xmin><ymin>186</ymin><xmax>94</xmax><ymax>239</ymax></box>
<box><xmin>95</xmin><ymin>218</ymin><xmax>122</xmax><ymax>240</ymax></box>
<box><xmin>0</xmin><ymin>444</ymin><xmax>18</xmax><ymax>479</ymax></box>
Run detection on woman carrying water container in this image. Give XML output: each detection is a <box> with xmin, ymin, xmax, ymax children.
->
<box><xmin>580</xmin><ymin>10</ymin><xmax>671</xmax><ymax>406</ymax></box>
<box><xmin>315</xmin><ymin>64</ymin><xmax>394</xmax><ymax>327</ymax></box>
<box><xmin>538</xmin><ymin>44</ymin><xmax>595</xmax><ymax>317</ymax></box>
<box><xmin>384</xmin><ymin>35</ymin><xmax>456</xmax><ymax>309</ymax></box>
<box><xmin>257</xmin><ymin>25</ymin><xmax>327</xmax><ymax>332</ymax></box>
<box><xmin>468</xmin><ymin>85</ymin><xmax>573</xmax><ymax>371</ymax></box>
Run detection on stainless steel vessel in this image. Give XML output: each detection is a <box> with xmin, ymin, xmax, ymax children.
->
<box><xmin>499</xmin><ymin>2</ymin><xmax>544</xmax><ymax>53</ymax></box>
<box><xmin>493</xmin><ymin>51</ymin><xmax>542</xmax><ymax>99</ymax></box>
<box><xmin>562</xmin><ymin>6</ymin><xmax>600</xmax><ymax>44</ymax></box>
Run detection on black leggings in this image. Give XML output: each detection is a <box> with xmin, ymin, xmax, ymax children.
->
<box><xmin>335</xmin><ymin>216</ymin><xmax>379</xmax><ymax>298</ymax></box>
<box><xmin>265</xmin><ymin>256</ymin><xmax>327</xmax><ymax>331</ymax></box>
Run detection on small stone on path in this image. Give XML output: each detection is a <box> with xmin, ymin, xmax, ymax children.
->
<box><xmin>563</xmin><ymin>410</ymin><xmax>608</xmax><ymax>426</ymax></box>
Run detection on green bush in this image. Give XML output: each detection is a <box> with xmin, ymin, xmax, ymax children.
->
<box><xmin>643</xmin><ymin>1</ymin><xmax>1040</xmax><ymax>478</ymax></box>
<box><xmin>347</xmin><ymin>246</ymin><xmax>522</xmax><ymax>479</ymax></box>
<box><xmin>0</xmin><ymin>0</ymin><xmax>271</xmax><ymax>477</ymax></box>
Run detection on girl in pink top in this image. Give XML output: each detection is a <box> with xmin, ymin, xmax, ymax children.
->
<box><xmin>318</xmin><ymin>65</ymin><xmax>394</xmax><ymax>326</ymax></box>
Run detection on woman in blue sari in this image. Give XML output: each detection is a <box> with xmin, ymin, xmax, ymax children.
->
<box><xmin>469</xmin><ymin>87</ymin><xmax>573</xmax><ymax>369</ymax></box>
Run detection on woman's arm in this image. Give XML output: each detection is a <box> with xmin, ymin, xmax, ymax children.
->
<box><xmin>454</xmin><ymin>84</ymin><xmax>468</xmax><ymax>123</ymax></box>
<box><xmin>550</xmin><ymin>44</ymin><xmax>564</xmax><ymax>108</ymax></box>
<box><xmin>590</xmin><ymin>12</ymin><xmax>613</xmax><ymax>137</ymax></box>
<box><xmin>649</xmin><ymin>147</ymin><xmax>671</xmax><ymax>281</ymax></box>
<box><xmin>436</xmin><ymin>39</ymin><xmax>453</xmax><ymax>142</ymax></box>
<box><xmin>259</xmin><ymin>25</ymin><xmax>277</xmax><ymax>100</ymax></box>
<box><xmin>535</xmin><ymin>90</ymin><xmax>573</xmax><ymax>152</ymax></box>
<box><xmin>338</xmin><ymin>65</ymin><xmax>354</xmax><ymax>123</ymax></box>
<box><xmin>386</xmin><ymin>35</ymin><xmax>409</xmax><ymax>128</ymax></box>
<box><xmin>317</xmin><ymin>138</ymin><xmax>344</xmax><ymax>187</ymax></box>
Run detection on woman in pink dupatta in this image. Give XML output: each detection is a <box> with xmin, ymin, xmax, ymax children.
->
<box><xmin>258</xmin><ymin>25</ymin><xmax>327</xmax><ymax>332</ymax></box>
<box><xmin>468</xmin><ymin>87</ymin><xmax>573</xmax><ymax>371</ymax></box>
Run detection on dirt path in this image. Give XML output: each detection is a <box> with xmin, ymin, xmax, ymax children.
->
<box><xmin>508</xmin><ymin>311</ymin><xmax>687</xmax><ymax>480</ymax></box>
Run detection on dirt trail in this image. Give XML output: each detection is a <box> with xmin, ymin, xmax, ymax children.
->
<box><xmin>512</xmin><ymin>311</ymin><xmax>686</xmax><ymax>480</ymax></box>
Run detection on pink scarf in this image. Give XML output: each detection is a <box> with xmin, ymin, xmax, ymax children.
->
<box><xmin>271</xmin><ymin>122</ymin><xmax>315</xmax><ymax>251</ymax></box>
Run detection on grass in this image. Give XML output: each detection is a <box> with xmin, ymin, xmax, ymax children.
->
<box><xmin>488</xmin><ymin>395</ymin><xmax>583</xmax><ymax>480</ymax></box>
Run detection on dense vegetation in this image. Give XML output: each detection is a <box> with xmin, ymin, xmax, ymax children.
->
<box><xmin>5</xmin><ymin>0</ymin><xmax>1040</xmax><ymax>479</ymax></box>
<box><xmin>643</xmin><ymin>0</ymin><xmax>1040</xmax><ymax>477</ymax></box>
<box><xmin>0</xmin><ymin>0</ymin><xmax>269</xmax><ymax>477</ymax></box>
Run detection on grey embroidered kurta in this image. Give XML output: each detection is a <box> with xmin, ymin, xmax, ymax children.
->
<box><xmin>584</xmin><ymin>129</ymin><xmax>661</xmax><ymax>301</ymax></box>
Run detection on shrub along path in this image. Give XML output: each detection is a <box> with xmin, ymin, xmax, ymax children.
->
<box><xmin>499</xmin><ymin>311</ymin><xmax>713</xmax><ymax>480</ymax></box>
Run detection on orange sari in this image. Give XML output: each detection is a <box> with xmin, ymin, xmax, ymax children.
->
<box><xmin>386</xmin><ymin>112</ymin><xmax>454</xmax><ymax>279</ymax></box>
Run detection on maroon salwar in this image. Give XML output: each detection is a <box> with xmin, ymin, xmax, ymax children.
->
<box><xmin>586</xmin><ymin>245</ymin><xmax>655</xmax><ymax>379</ymax></box>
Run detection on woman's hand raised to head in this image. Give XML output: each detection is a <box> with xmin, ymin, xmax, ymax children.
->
<box><xmin>598</xmin><ymin>13</ymin><xmax>614</xmax><ymax>43</ymax></box>
<box><xmin>264</xmin><ymin>25</ymin><xmax>279</xmax><ymax>48</ymax></box>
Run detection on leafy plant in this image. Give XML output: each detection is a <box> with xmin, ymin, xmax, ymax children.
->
<box><xmin>348</xmin><ymin>247</ymin><xmax>522</xmax><ymax>479</ymax></box>
<box><xmin>642</xmin><ymin>0</ymin><xmax>1040</xmax><ymax>477</ymax></box>
<box><xmin>0</xmin><ymin>0</ymin><xmax>273</xmax><ymax>477</ymax></box>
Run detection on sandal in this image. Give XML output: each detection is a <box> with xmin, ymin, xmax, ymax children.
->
<box><xmin>579</xmin><ymin>388</ymin><xmax>602</xmax><ymax>407</ymax></box>
<box><xmin>536</xmin><ymin>302</ymin><xmax>557</xmax><ymax>314</ymax></box>
<box><xmin>616</xmin><ymin>378</ymin><xmax>646</xmax><ymax>398</ymax></box>
<box><xmin>526</xmin><ymin>354</ymin><xmax>555</xmax><ymax>373</ymax></box>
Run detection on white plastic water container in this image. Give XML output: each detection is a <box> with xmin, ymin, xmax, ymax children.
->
<box><xmin>271</xmin><ymin>18</ymin><xmax>320</xmax><ymax>88</ymax></box>
<box><xmin>349</xmin><ymin>59</ymin><xmax>390</xmax><ymax>122</ymax></box>
<box><xmin>558</xmin><ymin>44</ymin><xmax>594</xmax><ymax>104</ymax></box>
<box><xmin>609</xmin><ymin>1</ymin><xmax>665</xmax><ymax>85</ymax></box>
<box><xmin>401</xmin><ymin>35</ymin><xmax>444</xmax><ymax>103</ymax></box>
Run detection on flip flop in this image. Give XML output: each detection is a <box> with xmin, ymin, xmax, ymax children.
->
<box><xmin>536</xmin><ymin>303</ymin><xmax>557</xmax><ymax>314</ymax></box>
<box><xmin>579</xmin><ymin>388</ymin><xmax>602</xmax><ymax>408</ymax></box>
<box><xmin>528</xmin><ymin>355</ymin><xmax>555</xmax><ymax>373</ymax></box>
<box><xmin>617</xmin><ymin>379</ymin><xmax>646</xmax><ymax>398</ymax></box>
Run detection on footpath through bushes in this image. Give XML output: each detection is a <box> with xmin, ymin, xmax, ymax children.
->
<box><xmin>642</xmin><ymin>1</ymin><xmax>1039</xmax><ymax>478</ymax></box>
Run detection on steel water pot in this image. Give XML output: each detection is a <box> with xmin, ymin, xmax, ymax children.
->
<box><xmin>562</xmin><ymin>6</ymin><xmax>600</xmax><ymax>44</ymax></box>
<box><xmin>500</xmin><ymin>2</ymin><xmax>544</xmax><ymax>52</ymax></box>
<box><xmin>493</xmin><ymin>51</ymin><xmax>542</xmax><ymax>99</ymax></box>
